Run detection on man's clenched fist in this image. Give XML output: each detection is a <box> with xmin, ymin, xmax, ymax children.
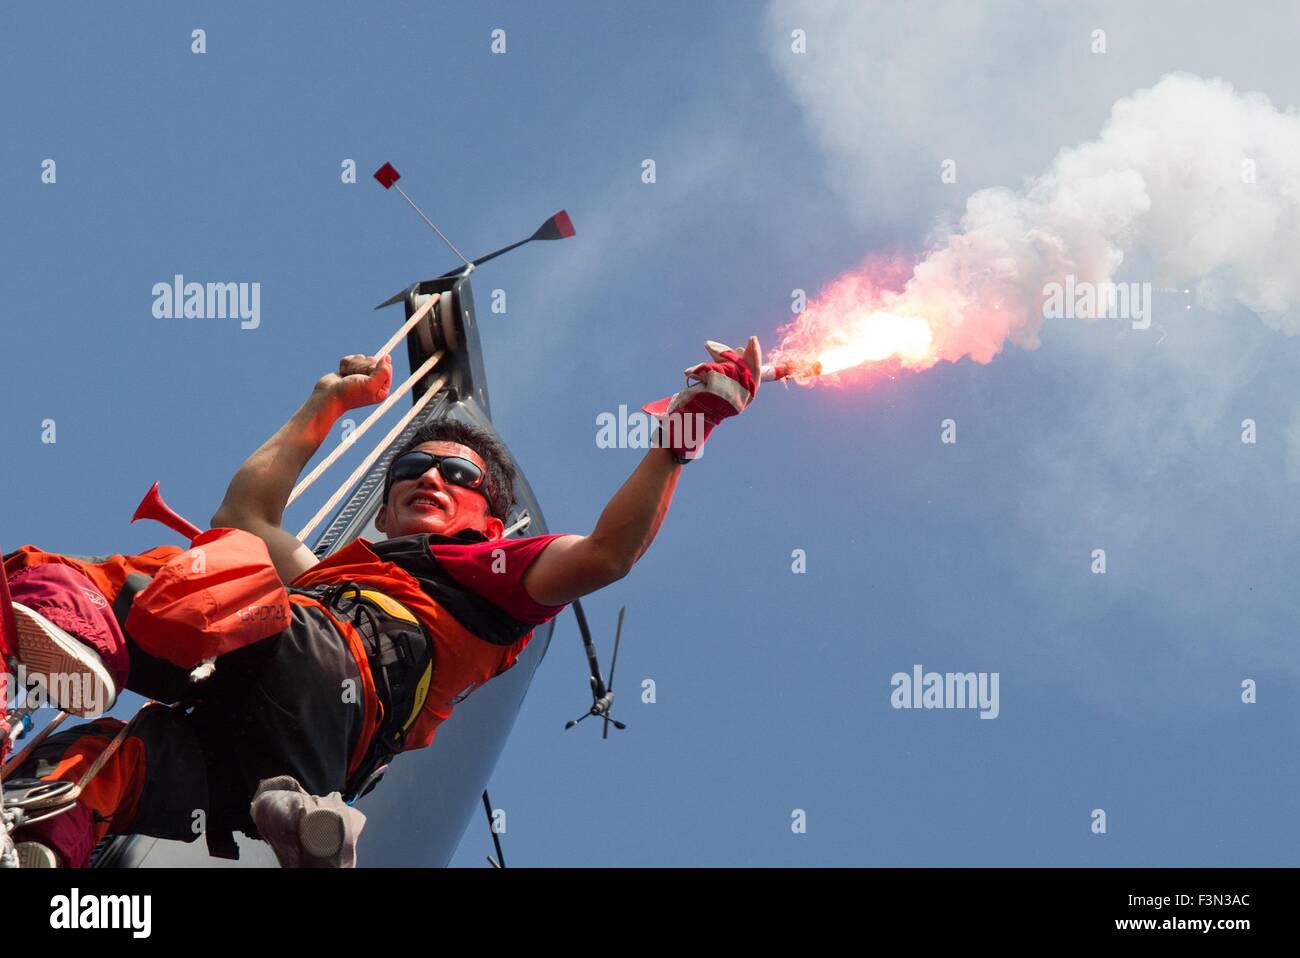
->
<box><xmin>314</xmin><ymin>354</ymin><xmax>393</xmax><ymax>412</ymax></box>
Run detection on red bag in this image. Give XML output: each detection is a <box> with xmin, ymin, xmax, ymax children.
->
<box><xmin>124</xmin><ymin>528</ymin><xmax>291</xmax><ymax>668</ymax></box>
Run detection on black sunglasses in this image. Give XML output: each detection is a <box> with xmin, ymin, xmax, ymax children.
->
<box><xmin>384</xmin><ymin>451</ymin><xmax>487</xmax><ymax>503</ymax></box>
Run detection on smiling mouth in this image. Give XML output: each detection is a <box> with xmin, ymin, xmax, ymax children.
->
<box><xmin>409</xmin><ymin>496</ymin><xmax>449</xmax><ymax>512</ymax></box>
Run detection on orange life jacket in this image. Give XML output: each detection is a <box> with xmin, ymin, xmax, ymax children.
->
<box><xmin>5</xmin><ymin>530</ymin><xmax>291</xmax><ymax>670</ymax></box>
<box><xmin>291</xmin><ymin>537</ymin><xmax>532</xmax><ymax>753</ymax></box>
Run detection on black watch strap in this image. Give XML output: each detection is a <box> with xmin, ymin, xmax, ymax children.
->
<box><xmin>655</xmin><ymin>421</ymin><xmax>691</xmax><ymax>464</ymax></box>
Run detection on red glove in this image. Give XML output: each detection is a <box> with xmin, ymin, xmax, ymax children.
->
<box><xmin>642</xmin><ymin>337</ymin><xmax>761</xmax><ymax>460</ymax></box>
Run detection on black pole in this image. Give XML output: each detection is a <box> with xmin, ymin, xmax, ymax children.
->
<box><xmin>482</xmin><ymin>789</ymin><xmax>505</xmax><ymax>868</ymax></box>
<box><xmin>571</xmin><ymin>599</ymin><xmax>607</xmax><ymax>700</ymax></box>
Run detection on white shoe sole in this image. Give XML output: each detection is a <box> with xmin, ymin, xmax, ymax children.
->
<box><xmin>251</xmin><ymin>778</ymin><xmax>364</xmax><ymax>867</ymax></box>
<box><xmin>16</xmin><ymin>842</ymin><xmax>58</xmax><ymax>868</ymax></box>
<box><xmin>11</xmin><ymin>602</ymin><xmax>116</xmax><ymax>717</ymax></box>
<box><xmin>299</xmin><ymin>808</ymin><xmax>346</xmax><ymax>859</ymax></box>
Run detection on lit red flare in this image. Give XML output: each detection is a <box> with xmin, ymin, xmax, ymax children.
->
<box><xmin>760</xmin><ymin>359</ymin><xmax>822</xmax><ymax>382</ymax></box>
<box><xmin>769</xmin><ymin>259</ymin><xmax>938</xmax><ymax>385</ymax></box>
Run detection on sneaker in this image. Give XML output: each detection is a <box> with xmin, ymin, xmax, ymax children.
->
<box><xmin>11</xmin><ymin>602</ymin><xmax>117</xmax><ymax>716</ymax></box>
<box><xmin>250</xmin><ymin>776</ymin><xmax>367</xmax><ymax>868</ymax></box>
<box><xmin>15</xmin><ymin>841</ymin><xmax>58</xmax><ymax>868</ymax></box>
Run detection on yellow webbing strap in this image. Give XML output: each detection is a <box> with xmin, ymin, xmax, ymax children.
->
<box><xmin>356</xmin><ymin>589</ymin><xmax>432</xmax><ymax>735</ymax></box>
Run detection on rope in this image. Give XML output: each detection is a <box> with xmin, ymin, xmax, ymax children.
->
<box><xmin>296</xmin><ymin>371</ymin><xmax>449</xmax><ymax>541</ymax></box>
<box><xmin>1</xmin><ymin>710</ymin><xmax>68</xmax><ymax>780</ymax></box>
<box><xmin>287</xmin><ymin>350</ymin><xmax>443</xmax><ymax>506</ymax></box>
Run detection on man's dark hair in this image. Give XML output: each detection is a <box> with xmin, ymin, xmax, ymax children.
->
<box><xmin>385</xmin><ymin>419</ymin><xmax>517</xmax><ymax>520</ymax></box>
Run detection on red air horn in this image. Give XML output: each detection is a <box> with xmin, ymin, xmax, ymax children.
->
<box><xmin>131</xmin><ymin>481</ymin><xmax>203</xmax><ymax>542</ymax></box>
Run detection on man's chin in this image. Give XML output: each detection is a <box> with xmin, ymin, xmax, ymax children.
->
<box><xmin>401</xmin><ymin>517</ymin><xmax>451</xmax><ymax>536</ymax></box>
<box><xmin>393</xmin><ymin>512</ymin><xmax>471</xmax><ymax>538</ymax></box>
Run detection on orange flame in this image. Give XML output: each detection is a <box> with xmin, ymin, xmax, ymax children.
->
<box><xmin>771</xmin><ymin>258</ymin><xmax>937</xmax><ymax>383</ymax></box>
<box><xmin>814</xmin><ymin>312</ymin><xmax>934</xmax><ymax>374</ymax></box>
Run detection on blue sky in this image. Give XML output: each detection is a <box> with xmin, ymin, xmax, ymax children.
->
<box><xmin>2</xmin><ymin>1</ymin><xmax>1297</xmax><ymax>866</ymax></box>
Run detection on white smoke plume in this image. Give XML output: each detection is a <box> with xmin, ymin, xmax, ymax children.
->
<box><xmin>782</xmin><ymin>74</ymin><xmax>1300</xmax><ymax>369</ymax></box>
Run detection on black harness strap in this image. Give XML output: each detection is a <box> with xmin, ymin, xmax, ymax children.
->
<box><xmin>289</xmin><ymin>583</ymin><xmax>433</xmax><ymax>803</ymax></box>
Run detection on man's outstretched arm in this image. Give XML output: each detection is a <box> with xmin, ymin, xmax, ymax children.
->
<box><xmin>522</xmin><ymin>447</ymin><xmax>683</xmax><ymax>606</ymax></box>
<box><xmin>211</xmin><ymin>355</ymin><xmax>392</xmax><ymax>583</ymax></box>
<box><xmin>523</xmin><ymin>336</ymin><xmax>761</xmax><ymax>607</ymax></box>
